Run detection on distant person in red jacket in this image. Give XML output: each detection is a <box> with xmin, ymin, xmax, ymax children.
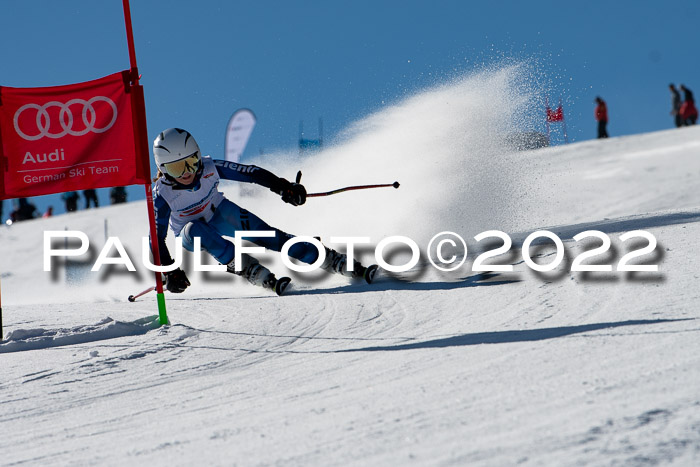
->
<box><xmin>594</xmin><ymin>96</ymin><xmax>609</xmax><ymax>138</ymax></box>
<box><xmin>679</xmin><ymin>84</ymin><xmax>698</xmax><ymax>126</ymax></box>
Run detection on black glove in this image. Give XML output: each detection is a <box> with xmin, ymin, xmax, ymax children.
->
<box><xmin>164</xmin><ymin>268</ymin><xmax>190</xmax><ymax>293</ymax></box>
<box><xmin>273</xmin><ymin>178</ymin><xmax>307</xmax><ymax>206</ymax></box>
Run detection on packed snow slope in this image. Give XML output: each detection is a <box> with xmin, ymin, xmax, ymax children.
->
<box><xmin>1</xmin><ymin>67</ymin><xmax>700</xmax><ymax>466</ymax></box>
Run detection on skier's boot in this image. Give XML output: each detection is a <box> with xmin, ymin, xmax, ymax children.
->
<box><xmin>321</xmin><ymin>248</ymin><xmax>378</xmax><ymax>284</ymax></box>
<box><xmin>226</xmin><ymin>253</ymin><xmax>291</xmax><ymax>296</ymax></box>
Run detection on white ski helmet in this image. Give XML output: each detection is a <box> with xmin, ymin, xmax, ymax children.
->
<box><xmin>153</xmin><ymin>128</ymin><xmax>202</xmax><ymax>178</ymax></box>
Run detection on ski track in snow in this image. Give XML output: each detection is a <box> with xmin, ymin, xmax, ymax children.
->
<box><xmin>2</xmin><ymin>67</ymin><xmax>700</xmax><ymax>465</ymax></box>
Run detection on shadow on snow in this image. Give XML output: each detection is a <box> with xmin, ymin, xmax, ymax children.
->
<box><xmin>285</xmin><ymin>272</ymin><xmax>520</xmax><ymax>297</ymax></box>
<box><xmin>339</xmin><ymin>319</ymin><xmax>694</xmax><ymax>352</ymax></box>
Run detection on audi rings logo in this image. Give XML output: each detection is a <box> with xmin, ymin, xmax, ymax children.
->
<box><xmin>13</xmin><ymin>96</ymin><xmax>118</xmax><ymax>141</ymax></box>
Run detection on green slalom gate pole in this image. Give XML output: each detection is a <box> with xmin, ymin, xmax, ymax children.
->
<box><xmin>156</xmin><ymin>292</ymin><xmax>168</xmax><ymax>325</ymax></box>
<box><xmin>0</xmin><ymin>276</ymin><xmax>3</xmax><ymax>340</ymax></box>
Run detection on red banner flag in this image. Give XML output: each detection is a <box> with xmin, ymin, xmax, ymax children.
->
<box><xmin>0</xmin><ymin>71</ymin><xmax>149</xmax><ymax>200</ymax></box>
<box><xmin>546</xmin><ymin>105</ymin><xmax>564</xmax><ymax>122</ymax></box>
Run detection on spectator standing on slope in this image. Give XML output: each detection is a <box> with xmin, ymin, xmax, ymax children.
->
<box><xmin>83</xmin><ymin>189</ymin><xmax>99</xmax><ymax>208</ymax></box>
<box><xmin>595</xmin><ymin>97</ymin><xmax>609</xmax><ymax>139</ymax></box>
<box><xmin>679</xmin><ymin>84</ymin><xmax>698</xmax><ymax>126</ymax></box>
<box><xmin>62</xmin><ymin>191</ymin><xmax>79</xmax><ymax>212</ymax></box>
<box><xmin>669</xmin><ymin>84</ymin><xmax>682</xmax><ymax>128</ymax></box>
<box><xmin>110</xmin><ymin>186</ymin><xmax>127</xmax><ymax>204</ymax></box>
<box><xmin>10</xmin><ymin>198</ymin><xmax>37</xmax><ymax>222</ymax></box>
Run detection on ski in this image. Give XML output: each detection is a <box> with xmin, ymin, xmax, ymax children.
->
<box><xmin>126</xmin><ymin>266</ymin><xmax>381</xmax><ymax>302</ymax></box>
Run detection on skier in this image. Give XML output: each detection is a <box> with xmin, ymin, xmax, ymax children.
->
<box><xmin>151</xmin><ymin>128</ymin><xmax>377</xmax><ymax>295</ymax></box>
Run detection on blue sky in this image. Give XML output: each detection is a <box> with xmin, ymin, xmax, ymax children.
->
<box><xmin>1</xmin><ymin>0</ymin><xmax>699</xmax><ymax>217</ymax></box>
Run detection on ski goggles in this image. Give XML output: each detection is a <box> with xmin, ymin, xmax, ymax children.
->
<box><xmin>161</xmin><ymin>153</ymin><xmax>201</xmax><ymax>178</ymax></box>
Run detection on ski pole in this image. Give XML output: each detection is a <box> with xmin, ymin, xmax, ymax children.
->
<box><xmin>295</xmin><ymin>171</ymin><xmax>400</xmax><ymax>198</ymax></box>
<box><xmin>307</xmin><ymin>181</ymin><xmax>400</xmax><ymax>197</ymax></box>
<box><xmin>128</xmin><ymin>285</ymin><xmax>156</xmax><ymax>302</ymax></box>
